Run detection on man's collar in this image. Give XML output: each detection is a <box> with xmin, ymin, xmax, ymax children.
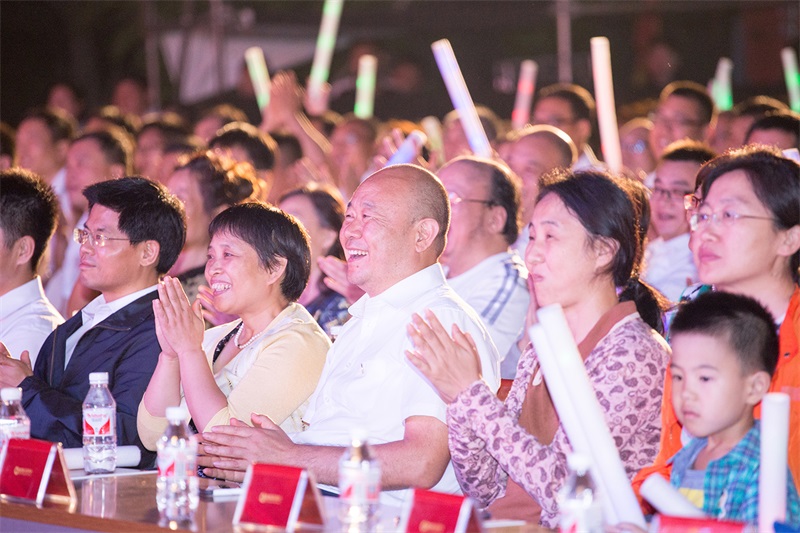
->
<box><xmin>349</xmin><ymin>264</ymin><xmax>445</xmax><ymax>316</ymax></box>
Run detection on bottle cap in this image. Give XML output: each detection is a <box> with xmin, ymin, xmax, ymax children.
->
<box><xmin>89</xmin><ymin>372</ymin><xmax>109</xmax><ymax>384</ymax></box>
<box><xmin>166</xmin><ymin>406</ymin><xmax>189</xmax><ymax>423</ymax></box>
<box><xmin>0</xmin><ymin>387</ymin><xmax>22</xmax><ymax>402</ymax></box>
<box><xmin>567</xmin><ymin>453</ymin><xmax>592</xmax><ymax>473</ymax></box>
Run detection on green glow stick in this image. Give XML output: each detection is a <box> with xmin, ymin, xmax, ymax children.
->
<box><xmin>245</xmin><ymin>47</ymin><xmax>271</xmax><ymax>114</ymax></box>
<box><xmin>711</xmin><ymin>57</ymin><xmax>733</xmax><ymax>111</ymax></box>
<box><xmin>353</xmin><ymin>54</ymin><xmax>377</xmax><ymax>119</ymax></box>
<box><xmin>308</xmin><ymin>0</ymin><xmax>344</xmax><ymax>108</ymax></box>
<box><xmin>782</xmin><ymin>47</ymin><xmax>800</xmax><ymax>112</ymax></box>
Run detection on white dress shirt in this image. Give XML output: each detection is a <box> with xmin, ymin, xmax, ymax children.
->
<box><xmin>292</xmin><ymin>264</ymin><xmax>499</xmax><ymax>505</ymax></box>
<box><xmin>0</xmin><ymin>277</ymin><xmax>64</xmax><ymax>368</ymax></box>
<box><xmin>642</xmin><ymin>233</ymin><xmax>698</xmax><ymax>303</ymax></box>
<box><xmin>45</xmin><ymin>211</ymin><xmax>87</xmax><ymax>317</ymax></box>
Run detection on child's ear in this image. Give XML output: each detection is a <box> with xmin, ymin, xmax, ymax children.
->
<box><xmin>744</xmin><ymin>370</ymin><xmax>771</xmax><ymax>406</ymax></box>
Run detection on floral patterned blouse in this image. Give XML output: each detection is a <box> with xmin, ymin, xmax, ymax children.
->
<box><xmin>446</xmin><ymin>303</ymin><xmax>670</xmax><ymax>527</ymax></box>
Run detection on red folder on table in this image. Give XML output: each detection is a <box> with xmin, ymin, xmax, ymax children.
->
<box><xmin>0</xmin><ymin>438</ymin><xmax>76</xmax><ymax>508</ymax></box>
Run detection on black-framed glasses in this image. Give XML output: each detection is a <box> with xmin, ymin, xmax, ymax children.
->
<box><xmin>684</xmin><ymin>194</ymin><xmax>701</xmax><ymax>212</ymax></box>
<box><xmin>73</xmin><ymin>228</ymin><xmax>130</xmax><ymax>248</ymax></box>
<box><xmin>448</xmin><ymin>192</ymin><xmax>495</xmax><ymax>208</ymax></box>
<box><xmin>689</xmin><ymin>210</ymin><xmax>777</xmax><ymax>232</ymax></box>
<box><xmin>648</xmin><ymin>111</ymin><xmax>705</xmax><ymax>130</ymax></box>
<box><xmin>651</xmin><ymin>186</ymin><xmax>694</xmax><ymax>203</ymax></box>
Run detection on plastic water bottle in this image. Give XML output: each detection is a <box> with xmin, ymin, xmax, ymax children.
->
<box><xmin>558</xmin><ymin>453</ymin><xmax>603</xmax><ymax>533</ymax></box>
<box><xmin>82</xmin><ymin>372</ymin><xmax>117</xmax><ymax>474</ymax></box>
<box><xmin>338</xmin><ymin>432</ymin><xmax>381</xmax><ymax>531</ymax></box>
<box><xmin>0</xmin><ymin>387</ymin><xmax>30</xmax><ymax>446</ymax></box>
<box><xmin>156</xmin><ymin>406</ymin><xmax>198</xmax><ymax>523</ymax></box>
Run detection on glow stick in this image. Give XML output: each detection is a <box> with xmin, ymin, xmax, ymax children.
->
<box><xmin>641</xmin><ymin>474</ymin><xmax>705</xmax><ymax>518</ymax></box>
<box><xmin>535</xmin><ymin>304</ymin><xmax>646</xmax><ymax>528</ymax></box>
<box><xmin>353</xmin><ymin>54</ymin><xmax>377</xmax><ymax>119</ymax></box>
<box><xmin>307</xmin><ymin>0</ymin><xmax>344</xmax><ymax>112</ymax></box>
<box><xmin>781</xmin><ymin>47</ymin><xmax>800</xmax><ymax>112</ymax></box>
<box><xmin>63</xmin><ymin>446</ymin><xmax>141</xmax><ymax>470</ymax></box>
<box><xmin>528</xmin><ymin>324</ymin><xmax>616</xmax><ymax>523</ymax></box>
<box><xmin>245</xmin><ymin>47</ymin><xmax>271</xmax><ymax>114</ymax></box>
<box><xmin>759</xmin><ymin>393</ymin><xmax>790</xmax><ymax>533</ymax></box>
<box><xmin>421</xmin><ymin>116</ymin><xmax>444</xmax><ymax>167</ymax></box>
<box><xmin>590</xmin><ymin>37</ymin><xmax>623</xmax><ymax>173</ymax></box>
<box><xmin>711</xmin><ymin>57</ymin><xmax>734</xmax><ymax>111</ymax></box>
<box><xmin>431</xmin><ymin>39</ymin><xmax>493</xmax><ymax>158</ymax></box>
<box><xmin>511</xmin><ymin>60</ymin><xmax>538</xmax><ymax>130</ymax></box>
<box><xmin>386</xmin><ymin>130</ymin><xmax>427</xmax><ymax>166</ymax></box>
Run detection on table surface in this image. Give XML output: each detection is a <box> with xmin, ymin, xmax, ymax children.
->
<box><xmin>0</xmin><ymin>472</ymin><xmax>551</xmax><ymax>532</ymax></box>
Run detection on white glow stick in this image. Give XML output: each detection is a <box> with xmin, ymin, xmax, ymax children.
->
<box><xmin>711</xmin><ymin>57</ymin><xmax>734</xmax><ymax>111</ymax></box>
<box><xmin>354</xmin><ymin>54</ymin><xmax>377</xmax><ymax>119</ymax></box>
<box><xmin>245</xmin><ymin>47</ymin><xmax>271</xmax><ymax>115</ymax></box>
<box><xmin>512</xmin><ymin>60</ymin><xmax>538</xmax><ymax>130</ymax></box>
<box><xmin>536</xmin><ymin>304</ymin><xmax>646</xmax><ymax>528</ymax></box>
<box><xmin>590</xmin><ymin>37</ymin><xmax>623</xmax><ymax>173</ymax></box>
<box><xmin>386</xmin><ymin>130</ymin><xmax>427</xmax><ymax>166</ymax></box>
<box><xmin>781</xmin><ymin>47</ymin><xmax>800</xmax><ymax>112</ymax></box>
<box><xmin>63</xmin><ymin>446</ymin><xmax>141</xmax><ymax>471</ymax></box>
<box><xmin>641</xmin><ymin>474</ymin><xmax>705</xmax><ymax>518</ymax></box>
<box><xmin>431</xmin><ymin>39</ymin><xmax>493</xmax><ymax>158</ymax></box>
<box><xmin>759</xmin><ymin>393</ymin><xmax>791</xmax><ymax>533</ymax></box>
<box><xmin>529</xmin><ymin>324</ymin><xmax>616</xmax><ymax>523</ymax></box>
<box><xmin>307</xmin><ymin>0</ymin><xmax>344</xmax><ymax>112</ymax></box>
<box><xmin>421</xmin><ymin>116</ymin><xmax>444</xmax><ymax>167</ymax></box>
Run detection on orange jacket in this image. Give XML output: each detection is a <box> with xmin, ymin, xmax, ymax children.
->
<box><xmin>633</xmin><ymin>287</ymin><xmax>800</xmax><ymax>512</ymax></box>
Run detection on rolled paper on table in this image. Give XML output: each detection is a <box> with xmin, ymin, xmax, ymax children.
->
<box><xmin>421</xmin><ymin>116</ymin><xmax>444</xmax><ymax>167</ymax></box>
<box><xmin>431</xmin><ymin>39</ymin><xmax>493</xmax><ymax>158</ymax></box>
<box><xmin>244</xmin><ymin>47</ymin><xmax>271</xmax><ymax>115</ymax></box>
<box><xmin>354</xmin><ymin>54</ymin><xmax>377</xmax><ymax>119</ymax></box>
<box><xmin>781</xmin><ymin>47</ymin><xmax>800</xmax><ymax>112</ymax></box>
<box><xmin>711</xmin><ymin>57</ymin><xmax>734</xmax><ymax>111</ymax></box>
<box><xmin>386</xmin><ymin>130</ymin><xmax>428</xmax><ymax>166</ymax></box>
<box><xmin>63</xmin><ymin>445</ymin><xmax>142</xmax><ymax>471</ymax></box>
<box><xmin>759</xmin><ymin>392</ymin><xmax>791</xmax><ymax>533</ymax></box>
<box><xmin>641</xmin><ymin>473</ymin><xmax>705</xmax><ymax>518</ymax></box>
<box><xmin>511</xmin><ymin>60</ymin><xmax>538</xmax><ymax>130</ymax></box>
<box><xmin>307</xmin><ymin>0</ymin><xmax>344</xmax><ymax>114</ymax></box>
<box><xmin>536</xmin><ymin>304</ymin><xmax>646</xmax><ymax>528</ymax></box>
<box><xmin>589</xmin><ymin>37</ymin><xmax>623</xmax><ymax>174</ymax></box>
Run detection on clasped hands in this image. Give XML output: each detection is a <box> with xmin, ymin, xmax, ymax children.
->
<box><xmin>0</xmin><ymin>342</ymin><xmax>33</xmax><ymax>388</ymax></box>
<box><xmin>153</xmin><ymin>276</ymin><xmax>206</xmax><ymax>361</ymax></box>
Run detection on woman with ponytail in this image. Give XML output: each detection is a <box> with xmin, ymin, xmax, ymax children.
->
<box><xmin>406</xmin><ymin>169</ymin><xmax>670</xmax><ymax>527</ymax></box>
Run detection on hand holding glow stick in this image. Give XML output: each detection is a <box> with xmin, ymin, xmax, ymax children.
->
<box><xmin>759</xmin><ymin>393</ymin><xmax>790</xmax><ymax>533</ymax></box>
<box><xmin>711</xmin><ymin>57</ymin><xmax>734</xmax><ymax>111</ymax></box>
<box><xmin>307</xmin><ymin>0</ymin><xmax>344</xmax><ymax>115</ymax></box>
<box><xmin>781</xmin><ymin>47</ymin><xmax>800</xmax><ymax>112</ymax></box>
<box><xmin>245</xmin><ymin>47</ymin><xmax>271</xmax><ymax>115</ymax></box>
<box><xmin>354</xmin><ymin>54</ymin><xmax>377</xmax><ymax>119</ymax></box>
<box><xmin>431</xmin><ymin>39</ymin><xmax>493</xmax><ymax>158</ymax></box>
<box><xmin>512</xmin><ymin>60</ymin><xmax>538</xmax><ymax>130</ymax></box>
<box><xmin>590</xmin><ymin>37</ymin><xmax>623</xmax><ymax>173</ymax></box>
<box><xmin>386</xmin><ymin>130</ymin><xmax>427</xmax><ymax>166</ymax></box>
<box><xmin>421</xmin><ymin>116</ymin><xmax>444</xmax><ymax>167</ymax></box>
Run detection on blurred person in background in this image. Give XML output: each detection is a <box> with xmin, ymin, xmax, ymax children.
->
<box><xmin>134</xmin><ymin>112</ymin><xmax>191</xmax><ymax>184</ymax></box>
<box><xmin>745</xmin><ymin>110</ymin><xmax>800</xmax><ymax>151</ymax></box>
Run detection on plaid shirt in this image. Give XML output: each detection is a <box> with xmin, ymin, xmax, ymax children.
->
<box><xmin>670</xmin><ymin>423</ymin><xmax>800</xmax><ymax>527</ymax></box>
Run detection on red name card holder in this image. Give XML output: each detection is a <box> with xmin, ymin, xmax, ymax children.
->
<box><xmin>233</xmin><ymin>463</ymin><xmax>325</xmax><ymax>531</ymax></box>
<box><xmin>399</xmin><ymin>488</ymin><xmax>484</xmax><ymax>533</ymax></box>
<box><xmin>653</xmin><ymin>514</ymin><xmax>748</xmax><ymax>532</ymax></box>
<box><xmin>0</xmin><ymin>438</ymin><xmax>77</xmax><ymax>510</ymax></box>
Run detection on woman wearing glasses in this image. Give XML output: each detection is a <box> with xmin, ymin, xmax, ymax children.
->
<box><xmin>406</xmin><ymin>170</ymin><xmax>670</xmax><ymax>527</ymax></box>
<box><xmin>635</xmin><ymin>145</ymin><xmax>800</xmax><ymax>504</ymax></box>
<box><xmin>137</xmin><ymin>203</ymin><xmax>330</xmax><ymax>450</ymax></box>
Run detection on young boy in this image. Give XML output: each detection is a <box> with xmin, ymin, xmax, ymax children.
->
<box><xmin>667</xmin><ymin>291</ymin><xmax>800</xmax><ymax>525</ymax></box>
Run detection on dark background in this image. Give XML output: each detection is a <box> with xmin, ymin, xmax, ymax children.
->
<box><xmin>2</xmin><ymin>0</ymin><xmax>798</xmax><ymax>126</ymax></box>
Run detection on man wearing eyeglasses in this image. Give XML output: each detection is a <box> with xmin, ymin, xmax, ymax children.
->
<box><xmin>0</xmin><ymin>177</ymin><xmax>186</xmax><ymax>469</ymax></box>
<box><xmin>642</xmin><ymin>140</ymin><xmax>716</xmax><ymax>302</ymax></box>
<box><xmin>437</xmin><ymin>157</ymin><xmax>530</xmax><ymax>379</ymax></box>
<box><xmin>648</xmin><ymin>81</ymin><xmax>715</xmax><ymax>161</ymax></box>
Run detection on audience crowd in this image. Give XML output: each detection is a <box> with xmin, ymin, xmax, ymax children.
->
<box><xmin>1</xmin><ymin>49</ymin><xmax>799</xmax><ymax>528</ymax></box>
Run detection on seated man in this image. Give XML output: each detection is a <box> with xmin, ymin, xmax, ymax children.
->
<box><xmin>438</xmin><ymin>156</ymin><xmax>529</xmax><ymax>378</ymax></box>
<box><xmin>0</xmin><ymin>169</ymin><xmax>64</xmax><ymax>367</ymax></box>
<box><xmin>200</xmin><ymin>164</ymin><xmax>500</xmax><ymax>504</ymax></box>
<box><xmin>745</xmin><ymin>110</ymin><xmax>800</xmax><ymax>151</ymax></box>
<box><xmin>642</xmin><ymin>140</ymin><xmax>715</xmax><ymax>301</ymax></box>
<box><xmin>0</xmin><ymin>177</ymin><xmax>186</xmax><ymax>468</ymax></box>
